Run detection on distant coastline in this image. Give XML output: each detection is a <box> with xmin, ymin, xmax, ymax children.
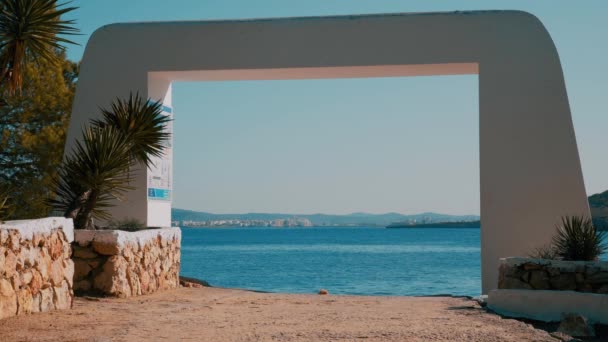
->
<box><xmin>172</xmin><ymin>208</ymin><xmax>480</xmax><ymax>228</ymax></box>
<box><xmin>386</xmin><ymin>221</ymin><xmax>481</xmax><ymax>229</ymax></box>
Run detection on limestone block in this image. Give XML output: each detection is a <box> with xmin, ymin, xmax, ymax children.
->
<box><xmin>40</xmin><ymin>287</ymin><xmax>54</xmax><ymax>312</ymax></box>
<box><xmin>31</xmin><ymin>292</ymin><xmax>41</xmax><ymax>313</ymax></box>
<box><xmin>20</xmin><ymin>270</ymin><xmax>33</xmax><ymax>286</ymax></box>
<box><xmin>92</xmin><ymin>241</ymin><xmax>120</xmax><ymax>256</ymax></box>
<box><xmin>30</xmin><ymin>270</ymin><xmax>42</xmax><ymax>295</ymax></box>
<box><xmin>53</xmin><ymin>280</ymin><xmax>71</xmax><ymax>310</ymax></box>
<box><xmin>36</xmin><ymin>249</ymin><xmax>51</xmax><ymax>280</ymax></box>
<box><xmin>16</xmin><ymin>289</ymin><xmax>33</xmax><ymax>315</ymax></box>
<box><xmin>73</xmin><ymin>245</ymin><xmax>99</xmax><ymax>259</ymax></box>
<box><xmin>8</xmin><ymin>230</ymin><xmax>20</xmax><ymax>253</ymax></box>
<box><xmin>63</xmin><ymin>259</ymin><xmax>75</xmax><ymax>288</ymax></box>
<box><xmin>50</xmin><ymin>258</ymin><xmax>64</xmax><ymax>286</ymax></box>
<box><xmin>529</xmin><ymin>270</ymin><xmax>551</xmax><ymax>290</ymax></box>
<box><xmin>0</xmin><ymin>230</ymin><xmax>7</xmax><ymax>245</ymax></box>
<box><xmin>550</xmin><ymin>274</ymin><xmax>577</xmax><ymax>291</ymax></box>
<box><xmin>4</xmin><ymin>250</ymin><xmax>17</xmax><ymax>278</ymax></box>
<box><xmin>0</xmin><ymin>278</ymin><xmax>17</xmax><ymax>319</ymax></box>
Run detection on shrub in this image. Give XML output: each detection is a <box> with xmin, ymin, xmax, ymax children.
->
<box><xmin>104</xmin><ymin>218</ymin><xmax>147</xmax><ymax>232</ymax></box>
<box><xmin>552</xmin><ymin>216</ymin><xmax>607</xmax><ymax>261</ymax></box>
<box><xmin>528</xmin><ymin>244</ymin><xmax>558</xmax><ymax>260</ymax></box>
<box><xmin>49</xmin><ymin>93</ymin><xmax>170</xmax><ymax>229</ymax></box>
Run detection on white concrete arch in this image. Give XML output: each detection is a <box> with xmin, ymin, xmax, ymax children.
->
<box><xmin>66</xmin><ymin>11</ymin><xmax>590</xmax><ymax>293</ymax></box>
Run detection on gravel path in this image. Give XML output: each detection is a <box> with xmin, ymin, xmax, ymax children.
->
<box><xmin>0</xmin><ymin>287</ymin><xmax>558</xmax><ymax>341</ymax></box>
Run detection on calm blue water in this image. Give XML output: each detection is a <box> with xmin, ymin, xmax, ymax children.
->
<box><xmin>180</xmin><ymin>227</ymin><xmax>482</xmax><ymax>296</ymax></box>
<box><xmin>180</xmin><ymin>227</ymin><xmax>608</xmax><ymax>297</ymax></box>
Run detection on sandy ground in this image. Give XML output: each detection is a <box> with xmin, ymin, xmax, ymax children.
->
<box><xmin>0</xmin><ymin>287</ymin><xmax>559</xmax><ymax>342</ymax></box>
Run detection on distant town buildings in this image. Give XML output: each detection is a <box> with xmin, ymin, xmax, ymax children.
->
<box><xmin>178</xmin><ymin>217</ymin><xmax>313</xmax><ymax>228</ymax></box>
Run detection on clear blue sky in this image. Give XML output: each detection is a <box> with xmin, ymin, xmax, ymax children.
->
<box><xmin>65</xmin><ymin>1</ymin><xmax>608</xmax><ymax>215</ymax></box>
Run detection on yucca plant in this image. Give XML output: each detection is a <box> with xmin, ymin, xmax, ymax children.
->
<box><xmin>92</xmin><ymin>93</ymin><xmax>171</xmax><ymax>168</ymax></box>
<box><xmin>49</xmin><ymin>126</ymin><xmax>134</xmax><ymax>229</ymax></box>
<box><xmin>0</xmin><ymin>0</ymin><xmax>78</xmax><ymax>94</ymax></box>
<box><xmin>552</xmin><ymin>216</ymin><xmax>607</xmax><ymax>261</ymax></box>
<box><xmin>49</xmin><ymin>94</ymin><xmax>170</xmax><ymax>229</ymax></box>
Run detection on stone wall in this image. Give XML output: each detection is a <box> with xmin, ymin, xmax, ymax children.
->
<box><xmin>0</xmin><ymin>218</ymin><xmax>74</xmax><ymax>319</ymax></box>
<box><xmin>498</xmin><ymin>257</ymin><xmax>608</xmax><ymax>293</ymax></box>
<box><xmin>73</xmin><ymin>228</ymin><xmax>181</xmax><ymax>298</ymax></box>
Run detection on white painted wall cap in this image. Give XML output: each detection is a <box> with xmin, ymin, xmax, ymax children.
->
<box><xmin>0</xmin><ymin>217</ymin><xmax>74</xmax><ymax>242</ymax></box>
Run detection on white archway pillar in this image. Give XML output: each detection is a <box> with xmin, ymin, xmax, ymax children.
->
<box><xmin>66</xmin><ymin>11</ymin><xmax>590</xmax><ymax>293</ymax></box>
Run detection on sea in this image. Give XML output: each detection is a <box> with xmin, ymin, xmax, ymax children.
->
<box><xmin>179</xmin><ymin>227</ymin><xmax>608</xmax><ymax>297</ymax></box>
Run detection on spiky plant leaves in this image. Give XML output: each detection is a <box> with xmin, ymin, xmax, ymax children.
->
<box><xmin>49</xmin><ymin>126</ymin><xmax>134</xmax><ymax>229</ymax></box>
<box><xmin>528</xmin><ymin>245</ymin><xmax>558</xmax><ymax>260</ymax></box>
<box><xmin>105</xmin><ymin>217</ymin><xmax>146</xmax><ymax>232</ymax></box>
<box><xmin>92</xmin><ymin>93</ymin><xmax>171</xmax><ymax>168</ymax></box>
<box><xmin>0</xmin><ymin>0</ymin><xmax>78</xmax><ymax>94</ymax></box>
<box><xmin>552</xmin><ymin>216</ymin><xmax>607</xmax><ymax>261</ymax></box>
<box><xmin>50</xmin><ymin>93</ymin><xmax>170</xmax><ymax>229</ymax></box>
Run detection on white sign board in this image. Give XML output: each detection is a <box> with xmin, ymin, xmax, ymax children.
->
<box><xmin>147</xmin><ymin>103</ymin><xmax>173</xmax><ymax>201</ymax></box>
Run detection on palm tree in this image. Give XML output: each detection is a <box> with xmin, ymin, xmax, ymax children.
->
<box><xmin>0</xmin><ymin>0</ymin><xmax>78</xmax><ymax>94</ymax></box>
<box><xmin>50</xmin><ymin>95</ymin><xmax>171</xmax><ymax>229</ymax></box>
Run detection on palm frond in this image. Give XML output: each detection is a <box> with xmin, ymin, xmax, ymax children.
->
<box><xmin>48</xmin><ymin>126</ymin><xmax>134</xmax><ymax>228</ymax></box>
<box><xmin>92</xmin><ymin>93</ymin><xmax>171</xmax><ymax>168</ymax></box>
<box><xmin>0</xmin><ymin>0</ymin><xmax>78</xmax><ymax>93</ymax></box>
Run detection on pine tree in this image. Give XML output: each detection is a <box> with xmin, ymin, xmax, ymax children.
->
<box><xmin>0</xmin><ymin>51</ymin><xmax>78</xmax><ymax>219</ymax></box>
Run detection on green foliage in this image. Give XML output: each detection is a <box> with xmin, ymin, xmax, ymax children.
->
<box><xmin>0</xmin><ymin>51</ymin><xmax>77</xmax><ymax>219</ymax></box>
<box><xmin>104</xmin><ymin>218</ymin><xmax>146</xmax><ymax>232</ymax></box>
<box><xmin>552</xmin><ymin>216</ymin><xmax>607</xmax><ymax>261</ymax></box>
<box><xmin>528</xmin><ymin>245</ymin><xmax>558</xmax><ymax>260</ymax></box>
<box><xmin>49</xmin><ymin>126</ymin><xmax>135</xmax><ymax>229</ymax></box>
<box><xmin>92</xmin><ymin>93</ymin><xmax>171</xmax><ymax>168</ymax></box>
<box><xmin>0</xmin><ymin>0</ymin><xmax>78</xmax><ymax>94</ymax></box>
<box><xmin>50</xmin><ymin>94</ymin><xmax>170</xmax><ymax>229</ymax></box>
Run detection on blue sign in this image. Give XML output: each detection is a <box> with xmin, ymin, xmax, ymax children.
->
<box><xmin>148</xmin><ymin>188</ymin><xmax>171</xmax><ymax>200</ymax></box>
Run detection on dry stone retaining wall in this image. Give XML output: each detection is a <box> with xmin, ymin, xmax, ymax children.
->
<box><xmin>498</xmin><ymin>257</ymin><xmax>608</xmax><ymax>293</ymax></box>
<box><xmin>0</xmin><ymin>218</ymin><xmax>74</xmax><ymax>319</ymax></box>
<box><xmin>73</xmin><ymin>228</ymin><xmax>181</xmax><ymax>298</ymax></box>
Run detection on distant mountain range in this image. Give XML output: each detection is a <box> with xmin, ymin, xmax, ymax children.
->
<box><xmin>172</xmin><ymin>208</ymin><xmax>479</xmax><ymax>227</ymax></box>
<box><xmin>174</xmin><ymin>189</ymin><xmax>608</xmax><ymax>230</ymax></box>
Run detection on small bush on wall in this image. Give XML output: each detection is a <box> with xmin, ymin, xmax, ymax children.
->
<box><xmin>552</xmin><ymin>216</ymin><xmax>606</xmax><ymax>261</ymax></box>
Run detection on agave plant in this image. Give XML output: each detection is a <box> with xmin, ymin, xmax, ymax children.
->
<box><xmin>552</xmin><ymin>216</ymin><xmax>607</xmax><ymax>261</ymax></box>
<box><xmin>0</xmin><ymin>0</ymin><xmax>78</xmax><ymax>94</ymax></box>
<box><xmin>50</xmin><ymin>94</ymin><xmax>170</xmax><ymax>229</ymax></box>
